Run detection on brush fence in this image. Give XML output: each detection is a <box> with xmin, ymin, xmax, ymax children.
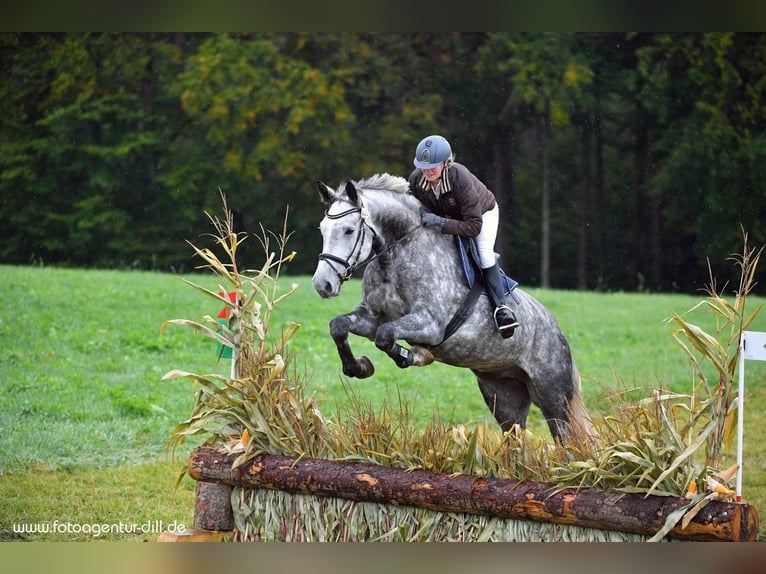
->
<box><xmin>188</xmin><ymin>447</ymin><xmax>759</xmax><ymax>542</ymax></box>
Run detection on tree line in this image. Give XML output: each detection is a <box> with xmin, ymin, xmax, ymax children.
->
<box><xmin>2</xmin><ymin>32</ymin><xmax>765</xmax><ymax>292</ymax></box>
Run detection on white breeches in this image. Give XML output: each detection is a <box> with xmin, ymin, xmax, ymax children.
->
<box><xmin>476</xmin><ymin>204</ymin><xmax>499</xmax><ymax>269</ymax></box>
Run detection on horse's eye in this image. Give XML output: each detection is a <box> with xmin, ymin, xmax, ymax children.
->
<box><xmin>344</xmin><ymin>228</ymin><xmax>354</xmax><ymax>235</ymax></box>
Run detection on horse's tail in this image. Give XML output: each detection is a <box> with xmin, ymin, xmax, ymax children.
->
<box><xmin>568</xmin><ymin>362</ymin><xmax>599</xmax><ymax>450</ymax></box>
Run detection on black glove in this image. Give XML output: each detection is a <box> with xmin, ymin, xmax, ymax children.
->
<box><xmin>421</xmin><ymin>212</ymin><xmax>444</xmax><ymax>228</ymax></box>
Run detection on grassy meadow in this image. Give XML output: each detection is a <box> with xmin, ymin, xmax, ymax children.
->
<box><xmin>2</xmin><ymin>263</ymin><xmax>766</xmax><ymax>541</ymax></box>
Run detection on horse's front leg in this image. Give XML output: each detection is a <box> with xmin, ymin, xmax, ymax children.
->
<box><xmin>329</xmin><ymin>305</ymin><xmax>379</xmax><ymax>379</ymax></box>
<box><xmin>374</xmin><ymin>307</ymin><xmax>441</xmax><ymax>369</ymax></box>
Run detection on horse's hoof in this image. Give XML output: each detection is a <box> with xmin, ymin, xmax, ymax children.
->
<box><xmin>356</xmin><ymin>356</ymin><xmax>375</xmax><ymax>378</ymax></box>
<box><xmin>411</xmin><ymin>345</ymin><xmax>435</xmax><ymax>366</ymax></box>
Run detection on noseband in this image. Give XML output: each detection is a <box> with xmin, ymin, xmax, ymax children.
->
<box><xmin>318</xmin><ymin>202</ymin><xmax>378</xmax><ymax>282</ymax></box>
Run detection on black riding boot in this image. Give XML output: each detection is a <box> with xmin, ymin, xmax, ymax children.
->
<box><xmin>482</xmin><ymin>264</ymin><xmax>519</xmax><ymax>338</ymax></box>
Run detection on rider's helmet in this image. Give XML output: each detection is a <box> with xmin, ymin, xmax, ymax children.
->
<box><xmin>413</xmin><ymin>135</ymin><xmax>452</xmax><ymax>169</ymax></box>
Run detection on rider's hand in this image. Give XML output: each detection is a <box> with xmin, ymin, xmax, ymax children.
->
<box><xmin>421</xmin><ymin>212</ymin><xmax>444</xmax><ymax>228</ymax></box>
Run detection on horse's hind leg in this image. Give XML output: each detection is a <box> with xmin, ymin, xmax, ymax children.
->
<box><xmin>474</xmin><ymin>371</ymin><xmax>531</xmax><ymax>433</ymax></box>
<box><xmin>537</xmin><ymin>403</ymin><xmax>571</xmax><ymax>444</ymax></box>
<box><xmin>525</xmin><ymin>373</ymin><xmax>575</xmax><ymax>444</ymax></box>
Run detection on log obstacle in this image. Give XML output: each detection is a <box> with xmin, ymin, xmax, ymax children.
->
<box><xmin>185</xmin><ymin>446</ymin><xmax>759</xmax><ymax>542</ymax></box>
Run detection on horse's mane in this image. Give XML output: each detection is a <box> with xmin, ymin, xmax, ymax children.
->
<box><xmin>352</xmin><ymin>173</ymin><xmax>409</xmax><ymax>195</ymax></box>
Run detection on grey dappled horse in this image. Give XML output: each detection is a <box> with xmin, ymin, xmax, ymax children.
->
<box><xmin>311</xmin><ymin>173</ymin><xmax>593</xmax><ymax>444</ymax></box>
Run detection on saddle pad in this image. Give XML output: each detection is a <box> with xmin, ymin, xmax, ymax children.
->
<box><xmin>455</xmin><ymin>236</ymin><xmax>519</xmax><ymax>295</ymax></box>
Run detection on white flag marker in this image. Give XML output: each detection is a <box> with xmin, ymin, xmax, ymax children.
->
<box><xmin>736</xmin><ymin>331</ymin><xmax>766</xmax><ymax>502</ymax></box>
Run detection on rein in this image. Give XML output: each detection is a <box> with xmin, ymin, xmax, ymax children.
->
<box><xmin>318</xmin><ymin>201</ymin><xmax>420</xmax><ymax>283</ymax></box>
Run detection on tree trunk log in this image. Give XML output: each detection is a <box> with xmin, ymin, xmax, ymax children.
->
<box><xmin>189</xmin><ymin>447</ymin><xmax>759</xmax><ymax>542</ymax></box>
<box><xmin>194</xmin><ymin>481</ymin><xmax>234</xmax><ymax>531</ymax></box>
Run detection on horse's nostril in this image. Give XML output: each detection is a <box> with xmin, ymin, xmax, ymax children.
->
<box><xmin>313</xmin><ymin>280</ymin><xmax>334</xmax><ymax>298</ymax></box>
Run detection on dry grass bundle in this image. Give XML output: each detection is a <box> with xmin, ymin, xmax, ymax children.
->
<box><xmin>231</xmin><ymin>488</ymin><xmax>645</xmax><ymax>542</ymax></box>
<box><xmin>665</xmin><ymin>232</ymin><xmax>764</xmax><ymax>469</ymax></box>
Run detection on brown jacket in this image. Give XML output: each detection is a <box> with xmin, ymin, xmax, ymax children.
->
<box><xmin>408</xmin><ymin>162</ymin><xmax>497</xmax><ymax>237</ymax></box>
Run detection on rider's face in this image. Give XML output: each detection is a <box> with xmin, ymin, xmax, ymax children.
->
<box><xmin>421</xmin><ymin>163</ymin><xmax>444</xmax><ymax>183</ymax></box>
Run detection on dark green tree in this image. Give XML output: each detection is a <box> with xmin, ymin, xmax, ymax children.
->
<box><xmin>2</xmin><ymin>33</ymin><xmax>765</xmax><ymax>291</ymax></box>
<box><xmin>636</xmin><ymin>33</ymin><xmax>766</xmax><ymax>291</ymax></box>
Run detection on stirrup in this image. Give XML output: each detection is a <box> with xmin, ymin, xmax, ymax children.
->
<box><xmin>494</xmin><ymin>306</ymin><xmax>519</xmax><ymax>338</ymax></box>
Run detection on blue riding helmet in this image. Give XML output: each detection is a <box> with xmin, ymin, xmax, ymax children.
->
<box><xmin>413</xmin><ymin>135</ymin><xmax>452</xmax><ymax>169</ymax></box>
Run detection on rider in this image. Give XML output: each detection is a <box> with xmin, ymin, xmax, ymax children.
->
<box><xmin>408</xmin><ymin>134</ymin><xmax>519</xmax><ymax>338</ymax></box>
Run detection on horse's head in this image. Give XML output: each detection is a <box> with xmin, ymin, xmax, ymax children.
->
<box><xmin>312</xmin><ymin>180</ymin><xmax>377</xmax><ymax>298</ymax></box>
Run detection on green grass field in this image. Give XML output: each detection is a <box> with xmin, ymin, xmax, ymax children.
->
<box><xmin>2</xmin><ymin>264</ymin><xmax>766</xmax><ymax>541</ymax></box>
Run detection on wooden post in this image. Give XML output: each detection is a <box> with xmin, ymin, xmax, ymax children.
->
<box><xmin>194</xmin><ymin>481</ymin><xmax>234</xmax><ymax>531</ymax></box>
<box><xmin>188</xmin><ymin>447</ymin><xmax>759</xmax><ymax>542</ymax></box>
<box><xmin>158</xmin><ymin>479</ymin><xmax>234</xmax><ymax>542</ymax></box>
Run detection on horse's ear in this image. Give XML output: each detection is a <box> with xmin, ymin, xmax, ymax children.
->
<box><xmin>345</xmin><ymin>181</ymin><xmax>359</xmax><ymax>205</ymax></box>
<box><xmin>315</xmin><ymin>180</ymin><xmax>333</xmax><ymax>205</ymax></box>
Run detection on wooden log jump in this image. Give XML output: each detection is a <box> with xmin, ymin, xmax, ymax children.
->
<box><xmin>188</xmin><ymin>446</ymin><xmax>759</xmax><ymax>542</ymax></box>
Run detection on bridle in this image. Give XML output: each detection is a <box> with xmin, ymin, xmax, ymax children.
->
<box><xmin>317</xmin><ymin>201</ymin><xmax>379</xmax><ymax>283</ymax></box>
<box><xmin>317</xmin><ymin>199</ymin><xmax>420</xmax><ymax>283</ymax></box>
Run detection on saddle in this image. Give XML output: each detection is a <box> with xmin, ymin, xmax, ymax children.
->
<box><xmin>438</xmin><ymin>237</ymin><xmax>519</xmax><ymax>344</ymax></box>
<box><xmin>455</xmin><ymin>236</ymin><xmax>519</xmax><ymax>297</ymax></box>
